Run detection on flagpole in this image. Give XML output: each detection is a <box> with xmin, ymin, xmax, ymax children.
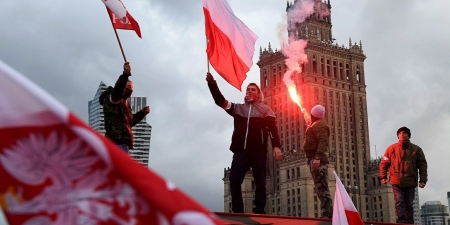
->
<box><xmin>106</xmin><ymin>7</ymin><xmax>127</xmax><ymax>62</ymax></box>
<box><xmin>206</xmin><ymin>38</ymin><xmax>210</xmax><ymax>73</ymax></box>
<box><xmin>113</xmin><ymin>28</ymin><xmax>128</xmax><ymax>62</ymax></box>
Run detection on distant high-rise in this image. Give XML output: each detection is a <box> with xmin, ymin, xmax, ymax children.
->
<box><xmin>128</xmin><ymin>97</ymin><xmax>152</xmax><ymax>165</ymax></box>
<box><xmin>88</xmin><ymin>82</ymin><xmax>152</xmax><ymax>166</ymax></box>
<box><xmin>448</xmin><ymin>192</ymin><xmax>450</xmax><ymax>225</ymax></box>
<box><xmin>88</xmin><ymin>82</ymin><xmax>108</xmax><ymax>134</ymax></box>
<box><xmin>420</xmin><ymin>201</ymin><xmax>449</xmax><ymax>225</ymax></box>
<box><xmin>448</xmin><ymin>192</ymin><xmax>450</xmax><ymax>209</ymax></box>
<box><xmin>413</xmin><ymin>188</ymin><xmax>421</xmax><ymax>224</ymax></box>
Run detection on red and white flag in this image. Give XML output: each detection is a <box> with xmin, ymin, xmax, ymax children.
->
<box><xmin>332</xmin><ymin>171</ymin><xmax>364</xmax><ymax>225</ymax></box>
<box><xmin>203</xmin><ymin>0</ymin><xmax>258</xmax><ymax>91</ymax></box>
<box><xmin>102</xmin><ymin>0</ymin><xmax>142</xmax><ymax>38</ymax></box>
<box><xmin>0</xmin><ymin>59</ymin><xmax>223</xmax><ymax>224</ymax></box>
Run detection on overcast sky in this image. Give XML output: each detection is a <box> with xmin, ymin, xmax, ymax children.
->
<box><xmin>0</xmin><ymin>0</ymin><xmax>449</xmax><ymax>220</ymax></box>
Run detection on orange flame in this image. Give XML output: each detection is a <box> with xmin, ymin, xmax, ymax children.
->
<box><xmin>287</xmin><ymin>85</ymin><xmax>311</xmax><ymax>126</ymax></box>
<box><xmin>287</xmin><ymin>85</ymin><xmax>301</xmax><ymax>108</ymax></box>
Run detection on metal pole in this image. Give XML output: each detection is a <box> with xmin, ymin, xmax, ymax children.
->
<box><xmin>106</xmin><ymin>7</ymin><xmax>127</xmax><ymax>62</ymax></box>
<box><xmin>206</xmin><ymin>38</ymin><xmax>210</xmax><ymax>73</ymax></box>
<box><xmin>113</xmin><ymin>27</ymin><xmax>127</xmax><ymax>62</ymax></box>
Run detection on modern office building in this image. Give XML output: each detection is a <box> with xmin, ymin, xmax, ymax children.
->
<box><xmin>421</xmin><ymin>201</ymin><xmax>449</xmax><ymax>225</ymax></box>
<box><xmin>413</xmin><ymin>188</ymin><xmax>421</xmax><ymax>224</ymax></box>
<box><xmin>448</xmin><ymin>192</ymin><xmax>450</xmax><ymax>225</ymax></box>
<box><xmin>127</xmin><ymin>97</ymin><xmax>152</xmax><ymax>165</ymax></box>
<box><xmin>88</xmin><ymin>82</ymin><xmax>152</xmax><ymax>166</ymax></box>
<box><xmin>447</xmin><ymin>191</ymin><xmax>450</xmax><ymax>224</ymax></box>
<box><xmin>222</xmin><ymin>0</ymin><xmax>401</xmax><ymax>222</ymax></box>
<box><xmin>448</xmin><ymin>192</ymin><xmax>450</xmax><ymax>210</ymax></box>
<box><xmin>88</xmin><ymin>82</ymin><xmax>108</xmax><ymax>134</ymax></box>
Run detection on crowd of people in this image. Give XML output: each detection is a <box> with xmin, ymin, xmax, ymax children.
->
<box><xmin>99</xmin><ymin>62</ymin><xmax>427</xmax><ymax>223</ymax></box>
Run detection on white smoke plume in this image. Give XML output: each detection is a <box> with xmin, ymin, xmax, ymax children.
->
<box><xmin>282</xmin><ymin>37</ymin><xmax>308</xmax><ymax>87</ymax></box>
<box><xmin>280</xmin><ymin>0</ymin><xmax>330</xmax><ymax>124</ymax></box>
<box><xmin>282</xmin><ymin>0</ymin><xmax>330</xmax><ymax>74</ymax></box>
<box><xmin>277</xmin><ymin>15</ymin><xmax>288</xmax><ymax>46</ymax></box>
<box><xmin>286</xmin><ymin>0</ymin><xmax>315</xmax><ymax>30</ymax></box>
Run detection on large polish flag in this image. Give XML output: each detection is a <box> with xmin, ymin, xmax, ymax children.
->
<box><xmin>0</xmin><ymin>59</ymin><xmax>223</xmax><ymax>225</ymax></box>
<box><xmin>203</xmin><ymin>0</ymin><xmax>258</xmax><ymax>91</ymax></box>
<box><xmin>102</xmin><ymin>0</ymin><xmax>142</xmax><ymax>38</ymax></box>
<box><xmin>332</xmin><ymin>171</ymin><xmax>364</xmax><ymax>225</ymax></box>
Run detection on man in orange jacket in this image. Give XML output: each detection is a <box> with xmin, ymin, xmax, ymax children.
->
<box><xmin>379</xmin><ymin>127</ymin><xmax>427</xmax><ymax>224</ymax></box>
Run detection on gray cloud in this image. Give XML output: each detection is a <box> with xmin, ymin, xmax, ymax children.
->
<box><xmin>0</xmin><ymin>0</ymin><xmax>448</xmax><ymax>219</ymax></box>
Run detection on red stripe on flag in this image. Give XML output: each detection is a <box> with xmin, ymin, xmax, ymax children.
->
<box><xmin>105</xmin><ymin>7</ymin><xmax>141</xmax><ymax>38</ymax></box>
<box><xmin>203</xmin><ymin>8</ymin><xmax>248</xmax><ymax>91</ymax></box>
<box><xmin>126</xmin><ymin>11</ymin><xmax>142</xmax><ymax>38</ymax></box>
<box><xmin>107</xmin><ymin>8</ymin><xmax>132</xmax><ymax>30</ymax></box>
<box><xmin>345</xmin><ymin>210</ymin><xmax>364</xmax><ymax>225</ymax></box>
<box><xmin>0</xmin><ymin>60</ymin><xmax>224</xmax><ymax>224</ymax></box>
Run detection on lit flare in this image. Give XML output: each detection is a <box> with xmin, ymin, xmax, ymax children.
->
<box><xmin>287</xmin><ymin>85</ymin><xmax>311</xmax><ymax>126</ymax></box>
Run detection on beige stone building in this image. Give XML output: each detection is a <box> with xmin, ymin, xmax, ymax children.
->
<box><xmin>222</xmin><ymin>0</ymin><xmax>401</xmax><ymax>223</ymax></box>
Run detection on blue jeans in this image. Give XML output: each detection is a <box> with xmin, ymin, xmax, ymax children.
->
<box><xmin>229</xmin><ymin>151</ymin><xmax>267</xmax><ymax>214</ymax></box>
<box><xmin>117</xmin><ymin>144</ymin><xmax>129</xmax><ymax>153</ymax></box>
<box><xmin>392</xmin><ymin>185</ymin><xmax>415</xmax><ymax>224</ymax></box>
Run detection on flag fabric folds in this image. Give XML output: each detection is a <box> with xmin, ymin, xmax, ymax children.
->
<box><xmin>102</xmin><ymin>0</ymin><xmax>142</xmax><ymax>38</ymax></box>
<box><xmin>203</xmin><ymin>0</ymin><xmax>258</xmax><ymax>91</ymax></box>
<box><xmin>0</xmin><ymin>59</ymin><xmax>222</xmax><ymax>224</ymax></box>
<box><xmin>332</xmin><ymin>171</ymin><xmax>364</xmax><ymax>225</ymax></box>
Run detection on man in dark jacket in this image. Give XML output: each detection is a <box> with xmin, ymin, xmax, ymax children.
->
<box><xmin>303</xmin><ymin>104</ymin><xmax>332</xmax><ymax>218</ymax></box>
<box><xmin>206</xmin><ymin>72</ymin><xmax>282</xmax><ymax>214</ymax></box>
<box><xmin>379</xmin><ymin>127</ymin><xmax>427</xmax><ymax>224</ymax></box>
<box><xmin>99</xmin><ymin>62</ymin><xmax>150</xmax><ymax>153</ymax></box>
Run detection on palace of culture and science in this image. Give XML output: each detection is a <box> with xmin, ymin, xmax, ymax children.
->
<box><xmin>222</xmin><ymin>1</ymin><xmax>420</xmax><ymax>223</ymax></box>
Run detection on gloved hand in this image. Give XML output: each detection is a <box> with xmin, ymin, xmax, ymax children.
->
<box><xmin>124</xmin><ymin>62</ymin><xmax>131</xmax><ymax>75</ymax></box>
<box><xmin>206</xmin><ymin>72</ymin><xmax>215</xmax><ymax>84</ymax></box>
<box><xmin>311</xmin><ymin>159</ymin><xmax>320</xmax><ymax>169</ymax></box>
<box><xmin>419</xmin><ymin>182</ymin><xmax>426</xmax><ymax>188</ymax></box>
<box><xmin>381</xmin><ymin>179</ymin><xmax>387</xmax><ymax>185</ymax></box>
<box><xmin>141</xmin><ymin>106</ymin><xmax>150</xmax><ymax>115</ymax></box>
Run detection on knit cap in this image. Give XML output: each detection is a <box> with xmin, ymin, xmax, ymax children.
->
<box><xmin>397</xmin><ymin>126</ymin><xmax>411</xmax><ymax>138</ymax></box>
<box><xmin>311</xmin><ymin>105</ymin><xmax>325</xmax><ymax>119</ymax></box>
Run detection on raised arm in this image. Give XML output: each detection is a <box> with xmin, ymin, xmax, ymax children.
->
<box><xmin>206</xmin><ymin>73</ymin><xmax>234</xmax><ymax>115</ymax></box>
<box><xmin>111</xmin><ymin>62</ymin><xmax>132</xmax><ymax>103</ymax></box>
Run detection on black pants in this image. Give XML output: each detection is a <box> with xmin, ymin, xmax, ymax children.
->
<box><xmin>229</xmin><ymin>151</ymin><xmax>267</xmax><ymax>214</ymax></box>
<box><xmin>392</xmin><ymin>185</ymin><xmax>415</xmax><ymax>224</ymax></box>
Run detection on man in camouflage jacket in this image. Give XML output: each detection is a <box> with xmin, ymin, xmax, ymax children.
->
<box><xmin>379</xmin><ymin>127</ymin><xmax>427</xmax><ymax>224</ymax></box>
<box><xmin>303</xmin><ymin>104</ymin><xmax>332</xmax><ymax>218</ymax></box>
<box><xmin>99</xmin><ymin>62</ymin><xmax>150</xmax><ymax>153</ymax></box>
